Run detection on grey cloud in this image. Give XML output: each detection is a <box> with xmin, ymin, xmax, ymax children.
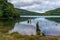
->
<box><xmin>8</xmin><ymin>0</ymin><xmax>60</xmax><ymax>13</ymax></box>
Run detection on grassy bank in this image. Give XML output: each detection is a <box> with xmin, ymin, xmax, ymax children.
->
<box><xmin>0</xmin><ymin>32</ymin><xmax>58</xmax><ymax>40</ymax></box>
<box><xmin>0</xmin><ymin>19</ymin><xmax>20</xmax><ymax>33</ymax></box>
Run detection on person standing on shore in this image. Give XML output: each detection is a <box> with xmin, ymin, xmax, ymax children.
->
<box><xmin>36</xmin><ymin>22</ymin><xmax>41</xmax><ymax>35</ymax></box>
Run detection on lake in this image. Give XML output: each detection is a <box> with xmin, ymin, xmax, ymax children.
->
<box><xmin>0</xmin><ymin>17</ymin><xmax>60</xmax><ymax>36</ymax></box>
<box><xmin>8</xmin><ymin>17</ymin><xmax>60</xmax><ymax>36</ymax></box>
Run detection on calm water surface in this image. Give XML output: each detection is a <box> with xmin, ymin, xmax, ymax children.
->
<box><xmin>9</xmin><ymin>17</ymin><xmax>60</xmax><ymax>36</ymax></box>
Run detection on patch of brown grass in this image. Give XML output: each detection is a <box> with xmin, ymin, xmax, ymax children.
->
<box><xmin>0</xmin><ymin>32</ymin><xmax>58</xmax><ymax>40</ymax></box>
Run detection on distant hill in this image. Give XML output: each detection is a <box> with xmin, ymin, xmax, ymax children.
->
<box><xmin>16</xmin><ymin>8</ymin><xmax>60</xmax><ymax>16</ymax></box>
<box><xmin>45</xmin><ymin>8</ymin><xmax>60</xmax><ymax>22</ymax></box>
<box><xmin>45</xmin><ymin>8</ymin><xmax>60</xmax><ymax>15</ymax></box>
<box><xmin>16</xmin><ymin>8</ymin><xmax>45</xmax><ymax>16</ymax></box>
<box><xmin>16</xmin><ymin>8</ymin><xmax>60</xmax><ymax>22</ymax></box>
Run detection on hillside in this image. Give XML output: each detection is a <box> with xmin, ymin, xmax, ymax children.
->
<box><xmin>45</xmin><ymin>8</ymin><xmax>60</xmax><ymax>22</ymax></box>
<box><xmin>45</xmin><ymin>8</ymin><xmax>60</xmax><ymax>15</ymax></box>
<box><xmin>16</xmin><ymin>8</ymin><xmax>60</xmax><ymax>16</ymax></box>
<box><xmin>16</xmin><ymin>8</ymin><xmax>45</xmax><ymax>16</ymax></box>
<box><xmin>0</xmin><ymin>0</ymin><xmax>20</xmax><ymax>19</ymax></box>
<box><xmin>16</xmin><ymin>8</ymin><xmax>60</xmax><ymax>22</ymax></box>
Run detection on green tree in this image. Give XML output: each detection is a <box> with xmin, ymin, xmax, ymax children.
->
<box><xmin>0</xmin><ymin>0</ymin><xmax>20</xmax><ymax>19</ymax></box>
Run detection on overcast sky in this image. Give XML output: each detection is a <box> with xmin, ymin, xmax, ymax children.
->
<box><xmin>8</xmin><ymin>0</ymin><xmax>60</xmax><ymax>13</ymax></box>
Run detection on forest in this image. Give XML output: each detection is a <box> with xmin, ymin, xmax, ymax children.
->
<box><xmin>0</xmin><ymin>0</ymin><xmax>20</xmax><ymax>19</ymax></box>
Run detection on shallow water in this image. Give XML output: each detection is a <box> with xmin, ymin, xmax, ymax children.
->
<box><xmin>9</xmin><ymin>17</ymin><xmax>60</xmax><ymax>36</ymax></box>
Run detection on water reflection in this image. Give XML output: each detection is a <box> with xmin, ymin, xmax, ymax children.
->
<box><xmin>0</xmin><ymin>19</ymin><xmax>19</xmax><ymax>33</ymax></box>
<box><xmin>10</xmin><ymin>17</ymin><xmax>60</xmax><ymax>36</ymax></box>
<box><xmin>34</xmin><ymin>18</ymin><xmax>60</xmax><ymax>36</ymax></box>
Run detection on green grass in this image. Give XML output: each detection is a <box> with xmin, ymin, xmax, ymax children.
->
<box><xmin>0</xmin><ymin>32</ymin><xmax>58</xmax><ymax>40</ymax></box>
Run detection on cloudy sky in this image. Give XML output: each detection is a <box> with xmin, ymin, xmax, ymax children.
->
<box><xmin>8</xmin><ymin>0</ymin><xmax>60</xmax><ymax>13</ymax></box>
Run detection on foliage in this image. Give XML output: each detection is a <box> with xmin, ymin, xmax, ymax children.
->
<box><xmin>0</xmin><ymin>0</ymin><xmax>20</xmax><ymax>19</ymax></box>
<box><xmin>45</xmin><ymin>8</ymin><xmax>60</xmax><ymax>15</ymax></box>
